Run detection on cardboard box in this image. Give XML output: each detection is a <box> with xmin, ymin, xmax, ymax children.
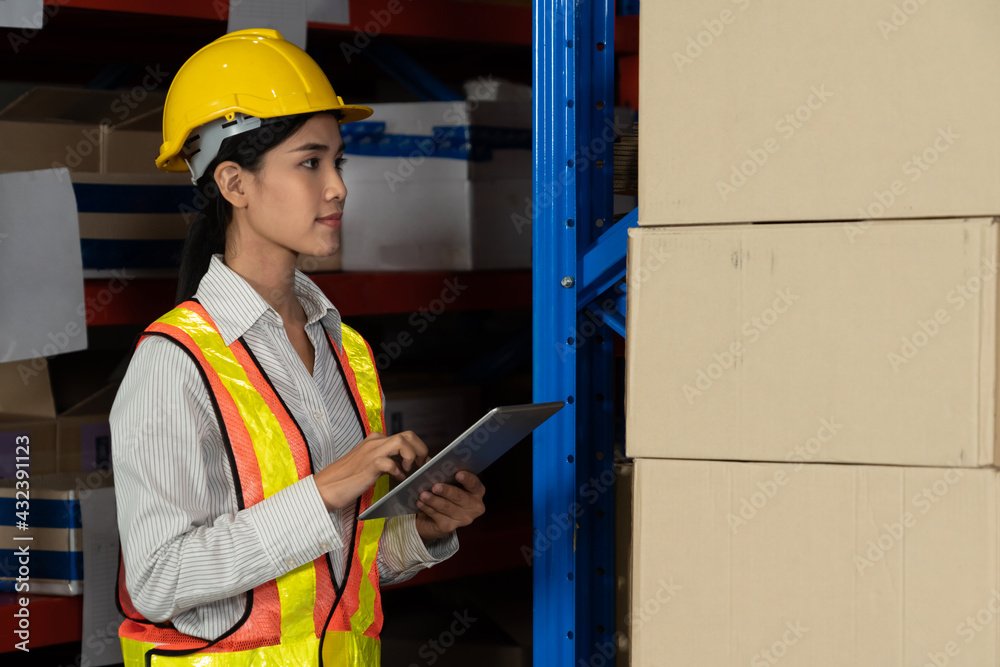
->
<box><xmin>341</xmin><ymin>175</ymin><xmax>532</xmax><ymax>271</ymax></box>
<box><xmin>0</xmin><ymin>418</ymin><xmax>57</xmax><ymax>480</ymax></box>
<box><xmin>103</xmin><ymin>107</ymin><xmax>163</xmax><ymax>175</ymax></box>
<box><xmin>0</xmin><ymin>119</ymin><xmax>102</xmax><ymax>173</ymax></box>
<box><xmin>0</xmin><ymin>358</ymin><xmax>58</xmax><ymax>478</ymax></box>
<box><xmin>625</xmin><ymin>218</ymin><xmax>999</xmax><ymax>467</ymax></box>
<box><xmin>639</xmin><ymin>0</ymin><xmax>1000</xmax><ymax>225</ymax></box>
<box><xmin>71</xmin><ymin>171</ymin><xmax>193</xmax><ymax>273</ymax></box>
<box><xmin>338</xmin><ymin>100</ymin><xmax>533</xmax><ymax>271</ymax></box>
<box><xmin>57</xmin><ymin>385</ymin><xmax>117</xmax><ymax>474</ymax></box>
<box><xmin>0</xmin><ymin>88</ymin><xmax>197</xmax><ymax>276</ymax></box>
<box><xmin>631</xmin><ymin>458</ymin><xmax>1000</xmax><ymax>666</ymax></box>
<box><xmin>0</xmin><ymin>472</ymin><xmax>114</xmax><ymax>596</ymax></box>
<box><xmin>0</xmin><ymin>86</ymin><xmax>166</xmax><ymax>174</ymax></box>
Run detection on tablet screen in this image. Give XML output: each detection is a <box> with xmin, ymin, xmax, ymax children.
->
<box><xmin>358</xmin><ymin>401</ymin><xmax>564</xmax><ymax>521</ymax></box>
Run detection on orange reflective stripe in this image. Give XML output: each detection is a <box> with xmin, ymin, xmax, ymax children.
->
<box><xmin>141</xmin><ymin>323</ymin><xmax>265</xmax><ymax>506</ymax></box>
<box><xmin>228</xmin><ymin>339</ymin><xmax>312</xmax><ymax>481</ymax></box>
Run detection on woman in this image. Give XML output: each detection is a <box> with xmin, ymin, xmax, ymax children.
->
<box><xmin>110</xmin><ymin>28</ymin><xmax>486</xmax><ymax>666</ymax></box>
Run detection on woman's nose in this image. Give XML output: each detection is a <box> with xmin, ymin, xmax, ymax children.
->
<box><xmin>325</xmin><ymin>167</ymin><xmax>347</xmax><ymax>201</ymax></box>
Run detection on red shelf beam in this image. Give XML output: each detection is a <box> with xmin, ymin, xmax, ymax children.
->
<box><xmin>44</xmin><ymin>0</ymin><xmax>531</xmax><ymax>45</ymax></box>
<box><xmin>615</xmin><ymin>14</ymin><xmax>638</xmax><ymax>55</ymax></box>
<box><xmin>0</xmin><ymin>593</ymin><xmax>83</xmax><ymax>653</ymax></box>
<box><xmin>83</xmin><ymin>270</ymin><xmax>531</xmax><ymax>326</ymax></box>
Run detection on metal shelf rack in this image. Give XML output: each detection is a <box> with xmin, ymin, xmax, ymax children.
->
<box><xmin>532</xmin><ymin>1</ymin><xmax>638</xmax><ymax>665</ymax></box>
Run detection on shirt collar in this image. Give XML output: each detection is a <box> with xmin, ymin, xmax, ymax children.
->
<box><xmin>193</xmin><ymin>253</ymin><xmax>343</xmax><ymax>351</ymax></box>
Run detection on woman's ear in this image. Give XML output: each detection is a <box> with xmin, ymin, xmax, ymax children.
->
<box><xmin>215</xmin><ymin>161</ymin><xmax>249</xmax><ymax>209</ymax></box>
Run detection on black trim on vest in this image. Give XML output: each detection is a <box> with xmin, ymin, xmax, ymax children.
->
<box><xmin>115</xmin><ymin>330</ymin><xmax>177</xmax><ymax>628</ymax></box>
<box><xmin>120</xmin><ymin>329</ymin><xmax>254</xmax><ymax>665</ymax></box>
<box><xmin>317</xmin><ymin>328</ymin><xmax>369</xmax><ymax>667</ymax></box>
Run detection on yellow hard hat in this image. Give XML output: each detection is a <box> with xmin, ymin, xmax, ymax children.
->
<box><xmin>156</xmin><ymin>28</ymin><xmax>373</xmax><ymax>176</ymax></box>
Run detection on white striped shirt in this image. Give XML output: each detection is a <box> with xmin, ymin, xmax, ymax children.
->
<box><xmin>110</xmin><ymin>253</ymin><xmax>458</xmax><ymax>640</ymax></box>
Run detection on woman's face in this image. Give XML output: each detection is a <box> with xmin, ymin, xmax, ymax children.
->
<box><xmin>238</xmin><ymin>113</ymin><xmax>348</xmax><ymax>259</ymax></box>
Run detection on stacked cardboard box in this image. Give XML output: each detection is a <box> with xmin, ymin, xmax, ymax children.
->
<box><xmin>627</xmin><ymin>1</ymin><xmax>1000</xmax><ymax>665</ymax></box>
<box><xmin>0</xmin><ymin>86</ymin><xmax>339</xmax><ymax>274</ymax></box>
<box><xmin>0</xmin><ymin>359</ymin><xmax>117</xmax><ymax>480</ymax></box>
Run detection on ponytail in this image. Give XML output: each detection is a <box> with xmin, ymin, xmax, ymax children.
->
<box><xmin>175</xmin><ymin>173</ymin><xmax>229</xmax><ymax>305</ymax></box>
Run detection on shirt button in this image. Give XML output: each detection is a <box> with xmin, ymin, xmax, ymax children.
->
<box><xmin>313</xmin><ymin>410</ymin><xmax>324</xmax><ymax>421</ymax></box>
<box><xmin>285</xmin><ymin>557</ymin><xmax>297</xmax><ymax>569</ymax></box>
<box><xmin>320</xmin><ymin>541</ymin><xmax>331</xmax><ymax>552</ymax></box>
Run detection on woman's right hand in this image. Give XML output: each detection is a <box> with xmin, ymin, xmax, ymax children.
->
<box><xmin>313</xmin><ymin>431</ymin><xmax>429</xmax><ymax>511</ymax></box>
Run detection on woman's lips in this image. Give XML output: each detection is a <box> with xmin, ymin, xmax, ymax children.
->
<box><xmin>317</xmin><ymin>214</ymin><xmax>342</xmax><ymax>229</ymax></box>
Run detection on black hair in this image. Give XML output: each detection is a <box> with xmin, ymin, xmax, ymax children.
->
<box><xmin>174</xmin><ymin>109</ymin><xmax>343</xmax><ymax>305</ymax></box>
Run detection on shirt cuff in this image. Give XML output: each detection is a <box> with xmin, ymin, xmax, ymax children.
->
<box><xmin>246</xmin><ymin>475</ymin><xmax>342</xmax><ymax>575</ymax></box>
<box><xmin>396</xmin><ymin>513</ymin><xmax>459</xmax><ymax>565</ymax></box>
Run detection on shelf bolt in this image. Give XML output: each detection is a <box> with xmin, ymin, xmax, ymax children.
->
<box><xmin>561</xmin><ymin>276</ymin><xmax>575</xmax><ymax>288</ymax></box>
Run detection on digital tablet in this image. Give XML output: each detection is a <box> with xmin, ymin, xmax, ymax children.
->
<box><xmin>358</xmin><ymin>401</ymin><xmax>565</xmax><ymax>520</ymax></box>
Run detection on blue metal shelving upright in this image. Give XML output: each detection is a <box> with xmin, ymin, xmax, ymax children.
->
<box><xmin>532</xmin><ymin>1</ymin><xmax>638</xmax><ymax>665</ymax></box>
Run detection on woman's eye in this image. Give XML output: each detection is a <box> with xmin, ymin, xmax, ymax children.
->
<box><xmin>301</xmin><ymin>157</ymin><xmax>347</xmax><ymax>172</ymax></box>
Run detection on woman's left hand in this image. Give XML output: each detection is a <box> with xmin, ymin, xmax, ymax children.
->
<box><xmin>414</xmin><ymin>471</ymin><xmax>486</xmax><ymax>543</ymax></box>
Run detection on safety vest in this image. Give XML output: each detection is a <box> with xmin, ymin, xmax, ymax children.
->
<box><xmin>116</xmin><ymin>299</ymin><xmax>391</xmax><ymax>667</ymax></box>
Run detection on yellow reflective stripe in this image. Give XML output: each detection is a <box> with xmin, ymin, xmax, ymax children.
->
<box><xmin>340</xmin><ymin>324</ymin><xmax>385</xmax><ymax>433</ymax></box>
<box><xmin>340</xmin><ymin>324</ymin><xmax>390</xmax><ymax>635</ymax></box>
<box><xmin>322</xmin><ymin>628</ymin><xmax>381</xmax><ymax>667</ymax></box>
<box><xmin>156</xmin><ymin>307</ymin><xmax>316</xmax><ymax>644</ymax></box>
<box><xmin>348</xmin><ymin>476</ymin><xmax>390</xmax><ymax>634</ymax></box>
<box><xmin>121</xmin><ymin>631</ymin><xmax>379</xmax><ymax>666</ymax></box>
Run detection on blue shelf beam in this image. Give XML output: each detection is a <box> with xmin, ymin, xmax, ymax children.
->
<box><xmin>532</xmin><ymin>0</ymin><xmax>579</xmax><ymax>663</ymax></box>
<box><xmin>533</xmin><ymin>0</ymin><xmax>623</xmax><ymax>665</ymax></box>
<box><xmin>577</xmin><ymin>207</ymin><xmax>638</xmax><ymax>311</ymax></box>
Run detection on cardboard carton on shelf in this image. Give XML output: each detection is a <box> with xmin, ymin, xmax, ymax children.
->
<box><xmin>337</xmin><ymin>100</ymin><xmax>531</xmax><ymax>271</ymax></box>
<box><xmin>639</xmin><ymin>0</ymin><xmax>1000</xmax><ymax>225</ymax></box>
<box><xmin>0</xmin><ymin>88</ymin><xmax>342</xmax><ymax>276</ymax></box>
<box><xmin>626</xmin><ymin>217</ymin><xmax>1000</xmax><ymax>467</ymax></box>
<box><xmin>630</xmin><ymin>457</ymin><xmax>1000</xmax><ymax>667</ymax></box>
<box><xmin>57</xmin><ymin>384</ymin><xmax>118</xmax><ymax>475</ymax></box>
<box><xmin>0</xmin><ymin>87</ymin><xmax>195</xmax><ymax>277</ymax></box>
<box><xmin>337</xmin><ymin>101</ymin><xmax>632</xmax><ymax>271</ymax></box>
<box><xmin>0</xmin><ymin>85</ymin><xmax>166</xmax><ymax>174</ymax></box>
<box><xmin>0</xmin><ymin>472</ymin><xmax>115</xmax><ymax>597</ymax></box>
<box><xmin>0</xmin><ymin>358</ymin><xmax>58</xmax><ymax>479</ymax></box>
